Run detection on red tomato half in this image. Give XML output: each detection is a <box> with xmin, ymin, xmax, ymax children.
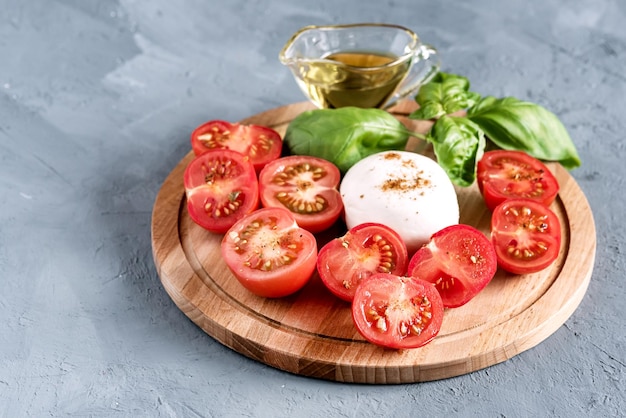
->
<box><xmin>184</xmin><ymin>149</ymin><xmax>259</xmax><ymax>233</ymax></box>
<box><xmin>491</xmin><ymin>198</ymin><xmax>562</xmax><ymax>274</ymax></box>
<box><xmin>221</xmin><ymin>207</ymin><xmax>318</xmax><ymax>298</ymax></box>
<box><xmin>407</xmin><ymin>224</ymin><xmax>497</xmax><ymax>308</ymax></box>
<box><xmin>477</xmin><ymin>150</ymin><xmax>559</xmax><ymax>211</ymax></box>
<box><xmin>191</xmin><ymin>120</ymin><xmax>282</xmax><ymax>173</ymax></box>
<box><xmin>317</xmin><ymin>223</ymin><xmax>408</xmax><ymax>302</ymax></box>
<box><xmin>258</xmin><ymin>155</ymin><xmax>343</xmax><ymax>233</ymax></box>
<box><xmin>352</xmin><ymin>273</ymin><xmax>444</xmax><ymax>349</ymax></box>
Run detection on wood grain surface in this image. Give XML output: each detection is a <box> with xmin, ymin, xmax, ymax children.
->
<box><xmin>150</xmin><ymin>101</ymin><xmax>596</xmax><ymax>383</ymax></box>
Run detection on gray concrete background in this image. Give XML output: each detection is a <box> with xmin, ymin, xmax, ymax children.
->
<box><xmin>1</xmin><ymin>0</ymin><xmax>624</xmax><ymax>416</ymax></box>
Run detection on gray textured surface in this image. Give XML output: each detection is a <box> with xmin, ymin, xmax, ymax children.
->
<box><xmin>1</xmin><ymin>0</ymin><xmax>624</xmax><ymax>416</ymax></box>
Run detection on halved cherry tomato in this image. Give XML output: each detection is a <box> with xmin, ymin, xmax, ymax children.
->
<box><xmin>352</xmin><ymin>273</ymin><xmax>444</xmax><ymax>349</ymax></box>
<box><xmin>221</xmin><ymin>207</ymin><xmax>318</xmax><ymax>298</ymax></box>
<box><xmin>477</xmin><ymin>150</ymin><xmax>559</xmax><ymax>211</ymax></box>
<box><xmin>184</xmin><ymin>149</ymin><xmax>259</xmax><ymax>233</ymax></box>
<box><xmin>491</xmin><ymin>198</ymin><xmax>561</xmax><ymax>274</ymax></box>
<box><xmin>407</xmin><ymin>224</ymin><xmax>497</xmax><ymax>308</ymax></box>
<box><xmin>258</xmin><ymin>155</ymin><xmax>343</xmax><ymax>233</ymax></box>
<box><xmin>191</xmin><ymin>120</ymin><xmax>282</xmax><ymax>173</ymax></box>
<box><xmin>317</xmin><ymin>223</ymin><xmax>408</xmax><ymax>302</ymax></box>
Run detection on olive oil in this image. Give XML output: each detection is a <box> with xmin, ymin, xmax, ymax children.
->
<box><xmin>295</xmin><ymin>50</ymin><xmax>410</xmax><ymax>109</ymax></box>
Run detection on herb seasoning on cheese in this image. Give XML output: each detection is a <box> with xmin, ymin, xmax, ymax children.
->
<box><xmin>340</xmin><ymin>151</ymin><xmax>459</xmax><ymax>254</ymax></box>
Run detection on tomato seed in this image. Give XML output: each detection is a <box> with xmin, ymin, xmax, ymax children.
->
<box><xmin>368</xmin><ymin>309</ymin><xmax>380</xmax><ymax>320</ymax></box>
<box><xmin>276</xmin><ymin>192</ymin><xmax>327</xmax><ymax>214</ymax></box>
<box><xmin>376</xmin><ymin>317</ymin><xmax>388</xmax><ymax>332</ymax></box>
<box><xmin>411</xmin><ymin>324</ymin><xmax>423</xmax><ymax>336</ymax></box>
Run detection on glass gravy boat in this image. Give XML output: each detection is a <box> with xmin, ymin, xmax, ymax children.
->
<box><xmin>279</xmin><ymin>23</ymin><xmax>440</xmax><ymax>109</ymax></box>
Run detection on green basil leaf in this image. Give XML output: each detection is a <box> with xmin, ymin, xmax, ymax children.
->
<box><xmin>467</xmin><ymin>96</ymin><xmax>581</xmax><ymax>169</ymax></box>
<box><xmin>409</xmin><ymin>72</ymin><xmax>482</xmax><ymax>120</ymax></box>
<box><xmin>428</xmin><ymin>115</ymin><xmax>485</xmax><ymax>187</ymax></box>
<box><xmin>284</xmin><ymin>107</ymin><xmax>410</xmax><ymax>173</ymax></box>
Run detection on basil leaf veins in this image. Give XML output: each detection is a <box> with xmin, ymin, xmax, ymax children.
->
<box><xmin>466</xmin><ymin>96</ymin><xmax>581</xmax><ymax>169</ymax></box>
<box><xmin>410</xmin><ymin>72</ymin><xmax>481</xmax><ymax>120</ymax></box>
<box><xmin>428</xmin><ymin>115</ymin><xmax>486</xmax><ymax>187</ymax></box>
<box><xmin>284</xmin><ymin>107</ymin><xmax>412</xmax><ymax>173</ymax></box>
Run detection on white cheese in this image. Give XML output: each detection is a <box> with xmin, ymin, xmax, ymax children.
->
<box><xmin>340</xmin><ymin>151</ymin><xmax>459</xmax><ymax>254</ymax></box>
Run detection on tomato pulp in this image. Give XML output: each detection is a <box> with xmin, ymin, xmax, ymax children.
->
<box><xmin>491</xmin><ymin>198</ymin><xmax>562</xmax><ymax>274</ymax></box>
<box><xmin>407</xmin><ymin>224</ymin><xmax>497</xmax><ymax>308</ymax></box>
<box><xmin>477</xmin><ymin>150</ymin><xmax>559</xmax><ymax>211</ymax></box>
<box><xmin>221</xmin><ymin>207</ymin><xmax>318</xmax><ymax>298</ymax></box>
<box><xmin>191</xmin><ymin>120</ymin><xmax>282</xmax><ymax>173</ymax></box>
<box><xmin>352</xmin><ymin>273</ymin><xmax>444</xmax><ymax>349</ymax></box>
<box><xmin>184</xmin><ymin>149</ymin><xmax>259</xmax><ymax>233</ymax></box>
<box><xmin>258</xmin><ymin>155</ymin><xmax>343</xmax><ymax>233</ymax></box>
<box><xmin>317</xmin><ymin>223</ymin><xmax>408</xmax><ymax>302</ymax></box>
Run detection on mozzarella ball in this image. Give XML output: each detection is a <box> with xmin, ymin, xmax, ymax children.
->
<box><xmin>340</xmin><ymin>151</ymin><xmax>459</xmax><ymax>254</ymax></box>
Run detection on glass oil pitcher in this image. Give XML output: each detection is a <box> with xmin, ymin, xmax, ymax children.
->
<box><xmin>279</xmin><ymin>23</ymin><xmax>441</xmax><ymax>109</ymax></box>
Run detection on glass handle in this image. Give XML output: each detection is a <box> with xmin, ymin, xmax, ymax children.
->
<box><xmin>384</xmin><ymin>44</ymin><xmax>441</xmax><ymax>109</ymax></box>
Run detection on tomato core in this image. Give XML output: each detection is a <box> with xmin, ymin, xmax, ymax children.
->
<box><xmin>317</xmin><ymin>223</ymin><xmax>408</xmax><ymax>302</ymax></box>
<box><xmin>491</xmin><ymin>198</ymin><xmax>561</xmax><ymax>274</ymax></box>
<box><xmin>191</xmin><ymin>120</ymin><xmax>282</xmax><ymax>173</ymax></box>
<box><xmin>259</xmin><ymin>156</ymin><xmax>343</xmax><ymax>233</ymax></box>
<box><xmin>352</xmin><ymin>273</ymin><xmax>444</xmax><ymax>349</ymax></box>
<box><xmin>222</xmin><ymin>207</ymin><xmax>318</xmax><ymax>298</ymax></box>
<box><xmin>407</xmin><ymin>224</ymin><xmax>497</xmax><ymax>308</ymax></box>
<box><xmin>184</xmin><ymin>149</ymin><xmax>259</xmax><ymax>233</ymax></box>
<box><xmin>477</xmin><ymin>150</ymin><xmax>559</xmax><ymax>211</ymax></box>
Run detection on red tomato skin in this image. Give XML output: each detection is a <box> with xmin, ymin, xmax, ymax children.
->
<box><xmin>221</xmin><ymin>207</ymin><xmax>318</xmax><ymax>298</ymax></box>
<box><xmin>407</xmin><ymin>224</ymin><xmax>497</xmax><ymax>308</ymax></box>
<box><xmin>491</xmin><ymin>198</ymin><xmax>562</xmax><ymax>275</ymax></box>
<box><xmin>317</xmin><ymin>223</ymin><xmax>409</xmax><ymax>302</ymax></box>
<box><xmin>191</xmin><ymin>120</ymin><xmax>282</xmax><ymax>173</ymax></box>
<box><xmin>352</xmin><ymin>273</ymin><xmax>444</xmax><ymax>349</ymax></box>
<box><xmin>184</xmin><ymin>149</ymin><xmax>259</xmax><ymax>234</ymax></box>
<box><xmin>477</xmin><ymin>150</ymin><xmax>560</xmax><ymax>211</ymax></box>
<box><xmin>258</xmin><ymin>155</ymin><xmax>343</xmax><ymax>233</ymax></box>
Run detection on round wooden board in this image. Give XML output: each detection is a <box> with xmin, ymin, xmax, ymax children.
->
<box><xmin>151</xmin><ymin>101</ymin><xmax>596</xmax><ymax>384</ymax></box>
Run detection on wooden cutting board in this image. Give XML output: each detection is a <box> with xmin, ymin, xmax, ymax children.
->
<box><xmin>150</xmin><ymin>101</ymin><xmax>596</xmax><ymax>384</ymax></box>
